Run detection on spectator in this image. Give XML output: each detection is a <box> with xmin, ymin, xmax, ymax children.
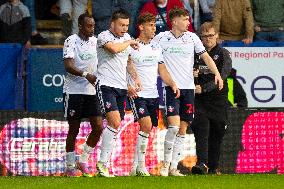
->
<box><xmin>0</xmin><ymin>0</ymin><xmax>31</xmax><ymax>46</ymax></box>
<box><xmin>59</xmin><ymin>0</ymin><xmax>88</xmax><ymax>38</ymax></box>
<box><xmin>22</xmin><ymin>0</ymin><xmax>48</xmax><ymax>45</ymax></box>
<box><xmin>212</xmin><ymin>0</ymin><xmax>254</xmax><ymax>45</ymax></box>
<box><xmin>191</xmin><ymin>0</ymin><xmax>200</xmax><ymax>32</ymax></box>
<box><xmin>199</xmin><ymin>0</ymin><xmax>215</xmax><ymax>24</ymax></box>
<box><xmin>140</xmin><ymin>0</ymin><xmax>194</xmax><ymax>34</ymax></box>
<box><xmin>181</xmin><ymin>0</ymin><xmax>193</xmax><ymax>17</ymax></box>
<box><xmin>0</xmin><ymin>0</ymin><xmax>6</xmax><ymax>5</ymax></box>
<box><xmin>227</xmin><ymin>68</ymin><xmax>248</xmax><ymax>108</ymax></box>
<box><xmin>92</xmin><ymin>0</ymin><xmax>150</xmax><ymax>37</ymax></box>
<box><xmin>251</xmin><ymin>0</ymin><xmax>284</xmax><ymax>42</ymax></box>
<box><xmin>128</xmin><ymin>0</ymin><xmax>151</xmax><ymax>38</ymax></box>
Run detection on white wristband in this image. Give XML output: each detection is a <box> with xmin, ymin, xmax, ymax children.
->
<box><xmin>82</xmin><ymin>71</ymin><xmax>88</xmax><ymax>78</ymax></box>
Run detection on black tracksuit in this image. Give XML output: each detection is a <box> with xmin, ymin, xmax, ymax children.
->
<box><xmin>191</xmin><ymin>44</ymin><xmax>232</xmax><ymax>172</ymax></box>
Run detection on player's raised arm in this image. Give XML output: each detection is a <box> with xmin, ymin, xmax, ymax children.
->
<box><xmin>97</xmin><ymin>11</ymin><xmax>139</xmax><ymax>54</ymax></box>
<box><xmin>104</xmin><ymin>39</ymin><xmax>139</xmax><ymax>54</ymax></box>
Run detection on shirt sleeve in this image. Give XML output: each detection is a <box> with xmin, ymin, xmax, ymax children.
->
<box><xmin>63</xmin><ymin>36</ymin><xmax>75</xmax><ymax>59</ymax></box>
<box><xmin>153</xmin><ymin>32</ymin><xmax>163</xmax><ymax>44</ymax></box>
<box><xmin>243</xmin><ymin>0</ymin><xmax>254</xmax><ymax>38</ymax></box>
<box><xmin>97</xmin><ymin>31</ymin><xmax>112</xmax><ymax>48</ymax></box>
<box><xmin>192</xmin><ymin>33</ymin><xmax>206</xmax><ymax>55</ymax></box>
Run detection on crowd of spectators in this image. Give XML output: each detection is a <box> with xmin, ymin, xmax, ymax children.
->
<box><xmin>0</xmin><ymin>0</ymin><xmax>283</xmax><ymax>46</ymax></box>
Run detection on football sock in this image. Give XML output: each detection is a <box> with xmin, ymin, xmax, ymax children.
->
<box><xmin>170</xmin><ymin>134</ymin><xmax>186</xmax><ymax>170</ymax></box>
<box><xmin>137</xmin><ymin>131</ymin><xmax>149</xmax><ymax>168</ymax></box>
<box><xmin>99</xmin><ymin>125</ymin><xmax>117</xmax><ymax>163</ymax></box>
<box><xmin>79</xmin><ymin>143</ymin><xmax>94</xmax><ymax>163</ymax></box>
<box><xmin>164</xmin><ymin>125</ymin><xmax>179</xmax><ymax>164</ymax></box>
<box><xmin>66</xmin><ymin>151</ymin><xmax>76</xmax><ymax>168</ymax></box>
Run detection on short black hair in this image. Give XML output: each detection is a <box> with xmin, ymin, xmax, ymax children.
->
<box><xmin>78</xmin><ymin>12</ymin><xmax>93</xmax><ymax>26</ymax></box>
<box><xmin>111</xmin><ymin>9</ymin><xmax>130</xmax><ymax>21</ymax></box>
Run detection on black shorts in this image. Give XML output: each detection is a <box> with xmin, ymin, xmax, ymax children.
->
<box><xmin>95</xmin><ymin>83</ymin><xmax>127</xmax><ymax>120</ymax></box>
<box><xmin>164</xmin><ymin>87</ymin><xmax>195</xmax><ymax>122</ymax></box>
<box><xmin>63</xmin><ymin>93</ymin><xmax>102</xmax><ymax>121</ymax></box>
<box><xmin>129</xmin><ymin>97</ymin><xmax>159</xmax><ymax>127</ymax></box>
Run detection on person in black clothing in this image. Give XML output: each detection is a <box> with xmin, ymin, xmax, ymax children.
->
<box><xmin>227</xmin><ymin>68</ymin><xmax>248</xmax><ymax>108</ymax></box>
<box><xmin>191</xmin><ymin>22</ymin><xmax>232</xmax><ymax>174</ymax></box>
<box><xmin>0</xmin><ymin>0</ymin><xmax>31</xmax><ymax>46</ymax></box>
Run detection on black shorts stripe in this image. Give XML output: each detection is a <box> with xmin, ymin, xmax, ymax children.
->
<box><xmin>163</xmin><ymin>87</ymin><xmax>167</xmax><ymax>116</ymax></box>
<box><xmin>129</xmin><ymin>97</ymin><xmax>139</xmax><ymax>122</ymax></box>
<box><xmin>64</xmin><ymin>93</ymin><xmax>69</xmax><ymax>118</ymax></box>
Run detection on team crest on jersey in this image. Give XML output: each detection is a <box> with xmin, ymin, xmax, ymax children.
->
<box><xmin>69</xmin><ymin>109</ymin><xmax>76</xmax><ymax>117</ymax></box>
<box><xmin>139</xmin><ymin>108</ymin><xmax>145</xmax><ymax>114</ymax></box>
<box><xmin>105</xmin><ymin>102</ymin><xmax>112</xmax><ymax>109</ymax></box>
<box><xmin>213</xmin><ymin>55</ymin><xmax>219</xmax><ymax>60</ymax></box>
<box><xmin>167</xmin><ymin>106</ymin><xmax>174</xmax><ymax>113</ymax></box>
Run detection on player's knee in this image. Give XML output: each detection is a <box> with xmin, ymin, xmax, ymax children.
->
<box><xmin>165</xmin><ymin>126</ymin><xmax>179</xmax><ymax>142</ymax></box>
<box><xmin>179</xmin><ymin>123</ymin><xmax>188</xmax><ymax>135</ymax></box>
<box><xmin>140</xmin><ymin>125</ymin><xmax>151</xmax><ymax>134</ymax></box>
<box><xmin>108</xmin><ymin>119</ymin><xmax>121</xmax><ymax>129</ymax></box>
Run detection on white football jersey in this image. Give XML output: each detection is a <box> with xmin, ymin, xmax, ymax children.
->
<box><xmin>129</xmin><ymin>40</ymin><xmax>164</xmax><ymax>98</ymax></box>
<box><xmin>153</xmin><ymin>31</ymin><xmax>206</xmax><ymax>89</ymax></box>
<box><xmin>63</xmin><ymin>34</ymin><xmax>98</xmax><ymax>95</ymax></box>
<box><xmin>96</xmin><ymin>30</ymin><xmax>132</xmax><ymax>89</ymax></box>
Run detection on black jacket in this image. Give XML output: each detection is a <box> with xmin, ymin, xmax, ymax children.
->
<box><xmin>194</xmin><ymin>44</ymin><xmax>232</xmax><ymax>98</ymax></box>
<box><xmin>194</xmin><ymin>44</ymin><xmax>232</xmax><ymax>118</ymax></box>
<box><xmin>0</xmin><ymin>2</ymin><xmax>31</xmax><ymax>45</ymax></box>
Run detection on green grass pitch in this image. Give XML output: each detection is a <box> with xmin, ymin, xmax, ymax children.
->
<box><xmin>0</xmin><ymin>174</ymin><xmax>284</xmax><ymax>189</ymax></box>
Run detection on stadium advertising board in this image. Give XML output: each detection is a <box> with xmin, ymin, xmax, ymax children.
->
<box><xmin>0</xmin><ymin>44</ymin><xmax>23</xmax><ymax>110</ymax></box>
<box><xmin>1</xmin><ymin>111</ymin><xmax>283</xmax><ymax>175</ymax></box>
<box><xmin>225</xmin><ymin>47</ymin><xmax>284</xmax><ymax>108</ymax></box>
<box><xmin>0</xmin><ymin>113</ymin><xmax>196</xmax><ymax>176</ymax></box>
<box><xmin>26</xmin><ymin>47</ymin><xmax>284</xmax><ymax>111</ymax></box>
<box><xmin>236</xmin><ymin>112</ymin><xmax>284</xmax><ymax>174</ymax></box>
<box><xmin>27</xmin><ymin>48</ymin><xmax>66</xmax><ymax>111</ymax></box>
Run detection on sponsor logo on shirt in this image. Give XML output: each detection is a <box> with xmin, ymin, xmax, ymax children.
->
<box><xmin>164</xmin><ymin>47</ymin><xmax>188</xmax><ymax>55</ymax></box>
<box><xmin>79</xmin><ymin>53</ymin><xmax>95</xmax><ymax>60</ymax></box>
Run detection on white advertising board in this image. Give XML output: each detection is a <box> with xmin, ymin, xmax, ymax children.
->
<box><xmin>225</xmin><ymin>47</ymin><xmax>284</xmax><ymax>107</ymax></box>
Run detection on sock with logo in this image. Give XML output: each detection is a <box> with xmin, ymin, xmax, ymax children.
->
<box><xmin>164</xmin><ymin>125</ymin><xmax>179</xmax><ymax>164</ymax></box>
<box><xmin>170</xmin><ymin>134</ymin><xmax>186</xmax><ymax>170</ymax></box>
<box><xmin>99</xmin><ymin>125</ymin><xmax>117</xmax><ymax>163</ymax></box>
